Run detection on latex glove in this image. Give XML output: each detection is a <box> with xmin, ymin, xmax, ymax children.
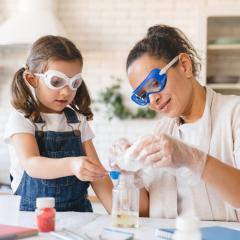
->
<box><xmin>108</xmin><ymin>138</ymin><xmax>145</xmax><ymax>187</ymax></box>
<box><xmin>108</xmin><ymin>138</ymin><xmax>131</xmax><ymax>170</ymax></box>
<box><xmin>133</xmin><ymin>133</ymin><xmax>207</xmax><ymax>179</ymax></box>
<box><xmin>133</xmin><ymin>169</ymin><xmax>145</xmax><ymax>189</ymax></box>
<box><xmin>109</xmin><ymin>135</ymin><xmax>157</xmax><ymax>172</ymax></box>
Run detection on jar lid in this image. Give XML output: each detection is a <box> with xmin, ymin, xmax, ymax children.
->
<box><xmin>109</xmin><ymin>171</ymin><xmax>120</xmax><ymax>180</ymax></box>
<box><xmin>36</xmin><ymin>197</ymin><xmax>55</xmax><ymax>209</ymax></box>
<box><xmin>175</xmin><ymin>215</ymin><xmax>199</xmax><ymax>231</ymax></box>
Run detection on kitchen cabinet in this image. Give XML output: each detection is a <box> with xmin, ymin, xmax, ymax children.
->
<box><xmin>202</xmin><ymin>7</ymin><xmax>240</xmax><ymax>95</ymax></box>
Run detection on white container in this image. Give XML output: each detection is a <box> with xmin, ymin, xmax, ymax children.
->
<box><xmin>173</xmin><ymin>215</ymin><xmax>202</xmax><ymax>240</ymax></box>
<box><xmin>0</xmin><ymin>195</ymin><xmax>21</xmax><ymax>225</ymax></box>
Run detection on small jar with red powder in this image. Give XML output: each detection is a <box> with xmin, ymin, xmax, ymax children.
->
<box><xmin>36</xmin><ymin>197</ymin><xmax>56</xmax><ymax>232</ymax></box>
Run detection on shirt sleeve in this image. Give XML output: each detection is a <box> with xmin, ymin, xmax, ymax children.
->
<box><xmin>234</xmin><ymin>125</ymin><xmax>240</xmax><ymax>169</ymax></box>
<box><xmin>3</xmin><ymin>110</ymin><xmax>35</xmax><ymax>145</ymax></box>
<box><xmin>79</xmin><ymin>114</ymin><xmax>95</xmax><ymax>142</ymax></box>
<box><xmin>231</xmin><ymin>98</ymin><xmax>240</xmax><ymax>169</ymax></box>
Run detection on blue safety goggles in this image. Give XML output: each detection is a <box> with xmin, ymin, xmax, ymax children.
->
<box><xmin>131</xmin><ymin>56</ymin><xmax>179</xmax><ymax>106</ymax></box>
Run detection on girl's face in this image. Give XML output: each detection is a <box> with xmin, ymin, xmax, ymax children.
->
<box><xmin>127</xmin><ymin>53</ymin><xmax>194</xmax><ymax>118</ymax></box>
<box><xmin>34</xmin><ymin>59</ymin><xmax>82</xmax><ymax>113</ymax></box>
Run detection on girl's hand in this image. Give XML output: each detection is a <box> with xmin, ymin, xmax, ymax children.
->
<box><xmin>70</xmin><ymin>156</ymin><xmax>108</xmax><ymax>182</ymax></box>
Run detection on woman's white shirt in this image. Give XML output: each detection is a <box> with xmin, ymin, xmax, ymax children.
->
<box><xmin>4</xmin><ymin>109</ymin><xmax>94</xmax><ymax>193</ymax></box>
<box><xmin>144</xmin><ymin>87</ymin><xmax>240</xmax><ymax>221</ymax></box>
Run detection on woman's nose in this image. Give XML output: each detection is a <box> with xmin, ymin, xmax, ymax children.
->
<box><xmin>149</xmin><ymin>92</ymin><xmax>161</xmax><ymax>105</ymax></box>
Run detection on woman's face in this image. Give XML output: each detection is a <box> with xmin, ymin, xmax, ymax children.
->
<box><xmin>34</xmin><ymin>59</ymin><xmax>82</xmax><ymax>113</ymax></box>
<box><xmin>127</xmin><ymin>53</ymin><xmax>194</xmax><ymax>118</ymax></box>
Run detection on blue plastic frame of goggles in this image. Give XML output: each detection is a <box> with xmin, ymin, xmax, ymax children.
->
<box><xmin>131</xmin><ymin>56</ymin><xmax>179</xmax><ymax>106</ymax></box>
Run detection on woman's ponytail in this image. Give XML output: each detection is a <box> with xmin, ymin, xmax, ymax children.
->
<box><xmin>127</xmin><ymin>24</ymin><xmax>201</xmax><ymax>77</ymax></box>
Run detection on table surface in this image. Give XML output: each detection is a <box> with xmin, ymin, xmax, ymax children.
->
<box><xmin>10</xmin><ymin>211</ymin><xmax>240</xmax><ymax>240</ymax></box>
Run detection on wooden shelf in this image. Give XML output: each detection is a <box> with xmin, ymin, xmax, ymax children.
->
<box><xmin>208</xmin><ymin>44</ymin><xmax>240</xmax><ymax>50</ymax></box>
<box><xmin>207</xmin><ymin>83</ymin><xmax>240</xmax><ymax>89</ymax></box>
<box><xmin>204</xmin><ymin>14</ymin><xmax>240</xmax><ymax>95</ymax></box>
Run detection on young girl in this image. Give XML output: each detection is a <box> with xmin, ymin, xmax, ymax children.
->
<box><xmin>113</xmin><ymin>24</ymin><xmax>240</xmax><ymax>221</ymax></box>
<box><xmin>4</xmin><ymin>35</ymin><xmax>112</xmax><ymax>212</ymax></box>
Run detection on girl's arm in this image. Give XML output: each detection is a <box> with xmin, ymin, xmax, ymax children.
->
<box><xmin>12</xmin><ymin>133</ymin><xmax>106</xmax><ymax>180</ymax></box>
<box><xmin>83</xmin><ymin>140</ymin><xmax>113</xmax><ymax>214</ymax></box>
<box><xmin>202</xmin><ymin>155</ymin><xmax>240</xmax><ymax>208</ymax></box>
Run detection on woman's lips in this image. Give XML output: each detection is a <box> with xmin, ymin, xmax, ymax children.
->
<box><xmin>157</xmin><ymin>98</ymin><xmax>171</xmax><ymax>112</ymax></box>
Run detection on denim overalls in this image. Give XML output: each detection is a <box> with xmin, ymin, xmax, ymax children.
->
<box><xmin>15</xmin><ymin>107</ymin><xmax>93</xmax><ymax>212</ymax></box>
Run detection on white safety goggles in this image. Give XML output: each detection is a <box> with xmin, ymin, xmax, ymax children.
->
<box><xmin>35</xmin><ymin>70</ymin><xmax>83</xmax><ymax>91</ymax></box>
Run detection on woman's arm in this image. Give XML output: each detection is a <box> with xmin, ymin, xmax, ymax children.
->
<box><xmin>83</xmin><ymin>140</ymin><xmax>113</xmax><ymax>214</ymax></box>
<box><xmin>202</xmin><ymin>155</ymin><xmax>240</xmax><ymax>208</ymax></box>
<box><xmin>130</xmin><ymin>133</ymin><xmax>240</xmax><ymax>209</ymax></box>
<box><xmin>139</xmin><ymin>187</ymin><xmax>149</xmax><ymax>217</ymax></box>
<box><xmin>12</xmin><ymin>133</ymin><xmax>106</xmax><ymax>180</ymax></box>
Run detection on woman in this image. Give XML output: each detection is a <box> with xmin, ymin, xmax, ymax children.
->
<box><xmin>118</xmin><ymin>24</ymin><xmax>240</xmax><ymax>221</ymax></box>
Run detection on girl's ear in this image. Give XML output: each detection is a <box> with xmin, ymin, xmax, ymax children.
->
<box><xmin>24</xmin><ymin>71</ymin><xmax>38</xmax><ymax>88</ymax></box>
<box><xmin>178</xmin><ymin>53</ymin><xmax>193</xmax><ymax>78</ymax></box>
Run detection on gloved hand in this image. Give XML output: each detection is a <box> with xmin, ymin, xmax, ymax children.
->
<box><xmin>109</xmin><ymin>136</ymin><xmax>155</xmax><ymax>172</ymax></box>
<box><xmin>108</xmin><ymin>138</ymin><xmax>131</xmax><ymax>170</ymax></box>
<box><xmin>108</xmin><ymin>138</ymin><xmax>145</xmax><ymax>188</ymax></box>
<box><xmin>131</xmin><ymin>133</ymin><xmax>207</xmax><ymax>180</ymax></box>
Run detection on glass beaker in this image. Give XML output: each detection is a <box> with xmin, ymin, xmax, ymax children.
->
<box><xmin>111</xmin><ymin>173</ymin><xmax>139</xmax><ymax>228</ymax></box>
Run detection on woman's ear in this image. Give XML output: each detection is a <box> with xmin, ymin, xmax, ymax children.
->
<box><xmin>24</xmin><ymin>71</ymin><xmax>38</xmax><ymax>88</ymax></box>
<box><xmin>178</xmin><ymin>53</ymin><xmax>193</xmax><ymax>78</ymax></box>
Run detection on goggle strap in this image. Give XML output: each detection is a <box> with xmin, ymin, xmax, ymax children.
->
<box><xmin>34</xmin><ymin>73</ymin><xmax>42</xmax><ymax>77</ymax></box>
<box><xmin>160</xmin><ymin>56</ymin><xmax>179</xmax><ymax>75</ymax></box>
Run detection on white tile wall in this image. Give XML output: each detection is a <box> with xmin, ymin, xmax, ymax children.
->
<box><xmin>0</xmin><ymin>45</ymin><xmax>30</xmax><ymax>183</ymax></box>
<box><xmin>0</xmin><ymin>0</ymin><xmax>240</xmax><ymax>185</ymax></box>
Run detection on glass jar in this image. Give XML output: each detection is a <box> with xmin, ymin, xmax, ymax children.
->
<box><xmin>111</xmin><ymin>173</ymin><xmax>139</xmax><ymax>228</ymax></box>
<box><xmin>36</xmin><ymin>197</ymin><xmax>56</xmax><ymax>232</ymax></box>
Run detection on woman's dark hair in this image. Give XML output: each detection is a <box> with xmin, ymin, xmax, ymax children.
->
<box><xmin>11</xmin><ymin>35</ymin><xmax>93</xmax><ymax>122</ymax></box>
<box><xmin>126</xmin><ymin>25</ymin><xmax>201</xmax><ymax>77</ymax></box>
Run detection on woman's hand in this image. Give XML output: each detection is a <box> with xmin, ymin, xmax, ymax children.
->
<box><xmin>108</xmin><ymin>138</ymin><xmax>131</xmax><ymax>170</ymax></box>
<box><xmin>132</xmin><ymin>133</ymin><xmax>207</xmax><ymax>178</ymax></box>
<box><xmin>70</xmin><ymin>156</ymin><xmax>108</xmax><ymax>182</ymax></box>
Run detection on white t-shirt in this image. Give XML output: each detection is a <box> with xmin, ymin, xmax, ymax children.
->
<box><xmin>144</xmin><ymin>87</ymin><xmax>240</xmax><ymax>221</ymax></box>
<box><xmin>4</xmin><ymin>109</ymin><xmax>95</xmax><ymax>193</ymax></box>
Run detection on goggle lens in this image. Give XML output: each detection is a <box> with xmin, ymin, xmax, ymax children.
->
<box><xmin>144</xmin><ymin>78</ymin><xmax>161</xmax><ymax>92</ymax></box>
<box><xmin>50</xmin><ymin>76</ymin><xmax>66</xmax><ymax>88</ymax></box>
<box><xmin>72</xmin><ymin>78</ymin><xmax>82</xmax><ymax>89</ymax></box>
<box><xmin>132</xmin><ymin>75</ymin><xmax>166</xmax><ymax>106</ymax></box>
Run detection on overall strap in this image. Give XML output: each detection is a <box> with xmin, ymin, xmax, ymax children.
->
<box><xmin>64</xmin><ymin>107</ymin><xmax>81</xmax><ymax>136</ymax></box>
<box><xmin>64</xmin><ymin>107</ymin><xmax>80</xmax><ymax>123</ymax></box>
<box><xmin>33</xmin><ymin>115</ymin><xmax>46</xmax><ymax>137</ymax></box>
<box><xmin>34</xmin><ymin>116</ymin><xmax>45</xmax><ymax>124</ymax></box>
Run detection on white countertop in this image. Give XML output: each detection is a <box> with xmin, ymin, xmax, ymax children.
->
<box><xmin>15</xmin><ymin>211</ymin><xmax>240</xmax><ymax>240</ymax></box>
